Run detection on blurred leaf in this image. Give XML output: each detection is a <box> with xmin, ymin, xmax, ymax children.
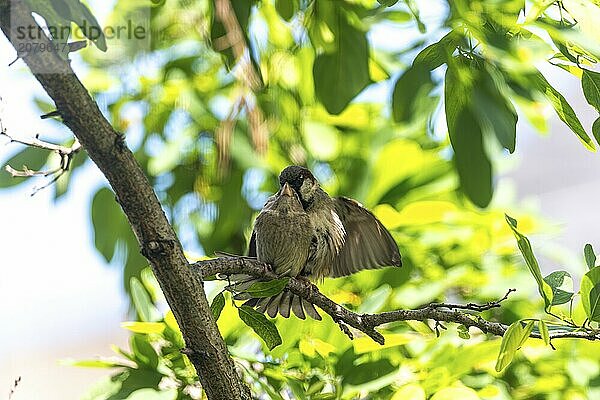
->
<box><xmin>585</xmin><ymin>243</ymin><xmax>597</xmax><ymax>269</ymax></box>
<box><xmin>0</xmin><ymin>147</ymin><xmax>49</xmax><ymax>188</ymax></box>
<box><xmin>495</xmin><ymin>320</ymin><xmax>534</xmax><ymax>372</ymax></box>
<box><xmin>445</xmin><ymin>58</ymin><xmax>493</xmax><ymax>207</ymax></box>
<box><xmin>593</xmin><ymin>117</ymin><xmax>600</xmax><ymax>145</ymax></box>
<box><xmin>589</xmin><ymin>284</ymin><xmax>600</xmax><ymax>322</ymax></box>
<box><xmin>377</xmin><ymin>0</ymin><xmax>400</xmax><ymax>7</ymax></box>
<box><xmin>25</xmin><ymin>0</ymin><xmax>107</xmax><ymax>51</ymax></box>
<box><xmin>392</xmin><ymin>64</ymin><xmax>434</xmax><ymax>123</ymax></box>
<box><xmin>275</xmin><ymin>0</ymin><xmax>297</xmax><ymax>21</ymax></box>
<box><xmin>246</xmin><ymin>278</ymin><xmax>289</xmax><ymax>298</ymax></box>
<box><xmin>391</xmin><ymin>384</ymin><xmax>426</xmax><ymax>400</ymax></box>
<box><xmin>121</xmin><ymin>322</ymin><xmax>165</xmax><ymax>334</ymax></box>
<box><xmin>543</xmin><ymin>271</ymin><xmax>574</xmax><ymax>305</ymax></box>
<box><xmin>302</xmin><ymin>120</ymin><xmax>341</xmax><ymax>160</ymax></box>
<box><xmin>130</xmin><ymin>277</ymin><xmax>161</xmax><ymax>322</ymax></box>
<box><xmin>61</xmin><ymin>358</ymin><xmax>131</xmax><ymax>368</ymax></box>
<box><xmin>457</xmin><ymin>324</ymin><xmax>470</xmax><ymax>339</ymax></box>
<box><xmin>505</xmin><ymin>215</ymin><xmax>554</xmax><ymax>309</ymax></box>
<box><xmin>472</xmin><ymin>67</ymin><xmax>517</xmax><ymax>153</ymax></box>
<box><xmin>534</xmin><ymin>72</ymin><xmax>595</xmax><ymax>151</ymax></box>
<box><xmin>238</xmin><ymin>305</ymin><xmax>282</xmax><ymax>350</ymax></box>
<box><xmin>413</xmin><ymin>30</ymin><xmax>458</xmax><ymax>70</ymax></box>
<box><xmin>106</xmin><ymin>369</ymin><xmax>163</xmax><ymax>400</ymax></box>
<box><xmin>582</xmin><ymin>69</ymin><xmax>600</xmax><ymax>112</ymax></box>
<box><xmin>313</xmin><ymin>7</ymin><xmax>371</xmax><ymax>114</ymax></box>
<box><xmin>130</xmin><ymin>334</ymin><xmax>159</xmax><ymax>369</ymax></box>
<box><xmin>353</xmin><ymin>333</ymin><xmax>416</xmax><ymax>354</ymax></box>
<box><xmin>210</xmin><ymin>292</ymin><xmax>226</xmax><ymax>320</ymax></box>
<box><xmin>581</xmin><ymin>267</ymin><xmax>600</xmax><ymax>322</ymax></box>
<box><xmin>430</xmin><ymin>387</ymin><xmax>479</xmax><ymax>400</ymax></box>
<box><xmin>539</xmin><ymin>320</ymin><xmax>550</xmax><ymax>346</ymax></box>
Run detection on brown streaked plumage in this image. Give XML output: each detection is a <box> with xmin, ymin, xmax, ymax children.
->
<box><xmin>241</xmin><ymin>166</ymin><xmax>401</xmax><ymax>319</ymax></box>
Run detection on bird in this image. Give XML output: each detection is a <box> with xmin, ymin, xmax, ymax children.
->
<box><xmin>235</xmin><ymin>165</ymin><xmax>402</xmax><ymax>319</ymax></box>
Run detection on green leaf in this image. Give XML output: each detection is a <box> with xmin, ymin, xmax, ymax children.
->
<box><xmin>0</xmin><ymin>147</ymin><xmax>49</xmax><ymax>188</ymax></box>
<box><xmin>543</xmin><ymin>270</ymin><xmax>574</xmax><ymax>305</ymax></box>
<box><xmin>582</xmin><ymin>69</ymin><xmax>600</xmax><ymax>112</ymax></box>
<box><xmin>392</xmin><ymin>64</ymin><xmax>434</xmax><ymax>123</ymax></box>
<box><xmin>585</xmin><ymin>243</ymin><xmax>597</xmax><ymax>269</ymax></box>
<box><xmin>457</xmin><ymin>324</ymin><xmax>470</xmax><ymax>339</ymax></box>
<box><xmin>589</xmin><ymin>283</ymin><xmax>600</xmax><ymax>322</ymax></box>
<box><xmin>238</xmin><ymin>305</ymin><xmax>282</xmax><ymax>350</ymax></box>
<box><xmin>579</xmin><ymin>266</ymin><xmax>600</xmax><ymax>321</ymax></box>
<box><xmin>313</xmin><ymin>8</ymin><xmax>371</xmax><ymax>114</ymax></box>
<box><xmin>275</xmin><ymin>0</ymin><xmax>297</xmax><ymax>21</ymax></box>
<box><xmin>593</xmin><ymin>117</ymin><xmax>600</xmax><ymax>145</ymax></box>
<box><xmin>121</xmin><ymin>322</ymin><xmax>165</xmax><ymax>334</ymax></box>
<box><xmin>130</xmin><ymin>334</ymin><xmax>159</xmax><ymax>368</ymax></box>
<box><xmin>60</xmin><ymin>358</ymin><xmax>130</xmax><ymax>368</ymax></box>
<box><xmin>413</xmin><ymin>30</ymin><xmax>458</xmax><ymax>71</ymax></box>
<box><xmin>534</xmin><ymin>71</ymin><xmax>595</xmax><ymax>151</ymax></box>
<box><xmin>505</xmin><ymin>215</ymin><xmax>554</xmax><ymax>309</ymax></box>
<box><xmin>246</xmin><ymin>278</ymin><xmax>290</xmax><ymax>298</ymax></box>
<box><xmin>25</xmin><ymin>0</ymin><xmax>107</xmax><ymax>52</ymax></box>
<box><xmin>130</xmin><ymin>277</ymin><xmax>161</xmax><ymax>322</ymax></box>
<box><xmin>539</xmin><ymin>320</ymin><xmax>550</xmax><ymax>346</ymax></box>
<box><xmin>472</xmin><ymin>67</ymin><xmax>517</xmax><ymax>153</ymax></box>
<box><xmin>495</xmin><ymin>320</ymin><xmax>532</xmax><ymax>372</ymax></box>
<box><xmin>445</xmin><ymin>58</ymin><xmax>493</xmax><ymax>207</ymax></box>
<box><xmin>446</xmin><ymin>106</ymin><xmax>493</xmax><ymax>207</ymax></box>
<box><xmin>210</xmin><ymin>292</ymin><xmax>226</xmax><ymax>320</ymax></box>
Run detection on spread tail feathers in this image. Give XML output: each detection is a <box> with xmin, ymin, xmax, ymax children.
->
<box><xmin>228</xmin><ymin>275</ymin><xmax>322</xmax><ymax>320</ymax></box>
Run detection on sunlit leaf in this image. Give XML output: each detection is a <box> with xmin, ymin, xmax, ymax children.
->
<box><xmin>210</xmin><ymin>292</ymin><xmax>226</xmax><ymax>320</ymax></box>
<box><xmin>121</xmin><ymin>321</ymin><xmax>165</xmax><ymax>334</ymax></box>
<box><xmin>539</xmin><ymin>320</ymin><xmax>550</xmax><ymax>346</ymax></box>
<box><xmin>313</xmin><ymin>6</ymin><xmax>371</xmax><ymax>114</ymax></box>
<box><xmin>238</xmin><ymin>306</ymin><xmax>282</xmax><ymax>350</ymax></box>
<box><xmin>543</xmin><ymin>271</ymin><xmax>574</xmax><ymax>305</ymax></box>
<box><xmin>391</xmin><ymin>384</ymin><xmax>426</xmax><ymax>400</ymax></box>
<box><xmin>413</xmin><ymin>30</ymin><xmax>459</xmax><ymax>70</ymax></box>
<box><xmin>534</xmin><ymin>71</ymin><xmax>595</xmax><ymax>151</ymax></box>
<box><xmin>505</xmin><ymin>215</ymin><xmax>554</xmax><ymax>309</ymax></box>
<box><xmin>392</xmin><ymin>64</ymin><xmax>434</xmax><ymax>123</ymax></box>
<box><xmin>582</xmin><ymin>69</ymin><xmax>600</xmax><ymax>112</ymax></box>
<box><xmin>130</xmin><ymin>277</ymin><xmax>161</xmax><ymax>322</ymax></box>
<box><xmin>585</xmin><ymin>243</ymin><xmax>597</xmax><ymax>269</ymax></box>
<box><xmin>579</xmin><ymin>267</ymin><xmax>600</xmax><ymax>321</ymax></box>
<box><xmin>246</xmin><ymin>278</ymin><xmax>289</xmax><ymax>298</ymax></box>
<box><xmin>430</xmin><ymin>387</ymin><xmax>479</xmax><ymax>400</ymax></box>
<box><xmin>496</xmin><ymin>320</ymin><xmax>532</xmax><ymax>372</ymax></box>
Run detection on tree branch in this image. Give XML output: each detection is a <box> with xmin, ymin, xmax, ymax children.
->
<box><xmin>0</xmin><ymin>1</ymin><xmax>250</xmax><ymax>398</ymax></box>
<box><xmin>192</xmin><ymin>257</ymin><xmax>600</xmax><ymax>344</ymax></box>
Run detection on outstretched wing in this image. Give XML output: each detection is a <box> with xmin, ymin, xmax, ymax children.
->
<box><xmin>331</xmin><ymin>197</ymin><xmax>401</xmax><ymax>277</ymax></box>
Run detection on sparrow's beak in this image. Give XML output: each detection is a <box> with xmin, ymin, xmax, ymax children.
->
<box><xmin>281</xmin><ymin>182</ymin><xmax>293</xmax><ymax>197</ymax></box>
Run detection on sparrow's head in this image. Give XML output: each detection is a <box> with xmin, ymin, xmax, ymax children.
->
<box><xmin>273</xmin><ymin>182</ymin><xmax>304</xmax><ymax>212</ymax></box>
<box><xmin>279</xmin><ymin>165</ymin><xmax>319</xmax><ymax>207</ymax></box>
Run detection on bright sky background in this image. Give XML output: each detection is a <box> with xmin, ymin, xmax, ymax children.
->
<box><xmin>2</xmin><ymin>1</ymin><xmax>600</xmax><ymax>399</ymax></box>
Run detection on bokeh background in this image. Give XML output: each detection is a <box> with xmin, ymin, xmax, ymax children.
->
<box><xmin>2</xmin><ymin>0</ymin><xmax>600</xmax><ymax>399</ymax></box>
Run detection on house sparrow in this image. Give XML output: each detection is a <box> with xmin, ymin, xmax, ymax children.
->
<box><xmin>237</xmin><ymin>165</ymin><xmax>401</xmax><ymax>319</ymax></box>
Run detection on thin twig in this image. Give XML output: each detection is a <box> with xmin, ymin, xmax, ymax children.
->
<box><xmin>424</xmin><ymin>288</ymin><xmax>516</xmax><ymax>312</ymax></box>
<box><xmin>8</xmin><ymin>376</ymin><xmax>21</xmax><ymax>400</ymax></box>
<box><xmin>1</xmin><ymin>131</ymin><xmax>82</xmax><ymax>195</ymax></box>
<box><xmin>192</xmin><ymin>257</ymin><xmax>600</xmax><ymax>345</ymax></box>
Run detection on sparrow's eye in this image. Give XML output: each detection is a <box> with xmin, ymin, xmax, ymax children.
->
<box><xmin>299</xmin><ymin>174</ymin><xmax>304</xmax><ymax>180</ymax></box>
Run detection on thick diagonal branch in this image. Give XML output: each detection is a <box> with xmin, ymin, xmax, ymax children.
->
<box><xmin>0</xmin><ymin>1</ymin><xmax>250</xmax><ymax>398</ymax></box>
<box><xmin>193</xmin><ymin>257</ymin><xmax>600</xmax><ymax>344</ymax></box>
